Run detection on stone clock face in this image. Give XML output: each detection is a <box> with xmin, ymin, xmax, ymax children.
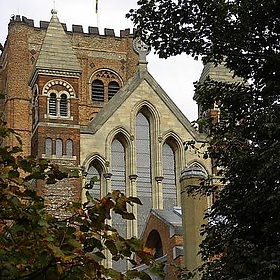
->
<box><xmin>133</xmin><ymin>38</ymin><xmax>151</xmax><ymax>55</ymax></box>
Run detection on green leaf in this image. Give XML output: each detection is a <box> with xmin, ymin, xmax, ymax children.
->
<box><xmin>93</xmin><ymin>251</ymin><xmax>106</xmax><ymax>260</ymax></box>
<box><xmin>68</xmin><ymin>238</ymin><xmax>82</xmax><ymax>250</ymax></box>
<box><xmin>0</xmin><ymin>249</ymin><xmax>6</xmax><ymax>255</ymax></box>
<box><xmin>38</xmin><ymin>219</ymin><xmax>48</xmax><ymax>227</ymax></box>
<box><xmin>127</xmin><ymin>237</ymin><xmax>142</xmax><ymax>252</ymax></box>
<box><xmin>8</xmin><ymin>169</ymin><xmax>19</xmax><ymax>179</ymax></box>
<box><xmin>126</xmin><ymin>270</ymin><xmax>152</xmax><ymax>280</ymax></box>
<box><xmin>128</xmin><ymin>196</ymin><xmax>143</xmax><ymax>205</ymax></box>
<box><xmin>105</xmin><ymin>240</ymin><xmax>118</xmax><ymax>255</ymax></box>
<box><xmin>106</xmin><ymin>268</ymin><xmax>122</xmax><ymax>279</ymax></box>
<box><xmin>80</xmin><ymin>225</ymin><xmax>89</xmax><ymax>232</ymax></box>
<box><xmin>121</xmin><ymin>212</ymin><xmax>135</xmax><ymax>220</ymax></box>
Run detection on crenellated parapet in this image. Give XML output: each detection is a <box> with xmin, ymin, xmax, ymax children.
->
<box><xmin>9</xmin><ymin>15</ymin><xmax>135</xmax><ymax>38</ymax></box>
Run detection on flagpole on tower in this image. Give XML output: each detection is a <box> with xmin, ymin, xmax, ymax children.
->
<box><xmin>95</xmin><ymin>0</ymin><xmax>99</xmax><ymax>27</ymax></box>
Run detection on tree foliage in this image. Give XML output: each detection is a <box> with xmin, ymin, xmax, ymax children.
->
<box><xmin>0</xmin><ymin>121</ymin><xmax>164</xmax><ymax>280</ymax></box>
<box><xmin>129</xmin><ymin>1</ymin><xmax>280</xmax><ymax>279</ymax></box>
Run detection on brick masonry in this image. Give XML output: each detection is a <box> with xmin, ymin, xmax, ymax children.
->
<box><xmin>0</xmin><ymin>14</ymin><xmax>138</xmax><ymax>212</ymax></box>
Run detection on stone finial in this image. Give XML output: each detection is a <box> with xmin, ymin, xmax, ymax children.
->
<box><xmin>133</xmin><ymin>37</ymin><xmax>150</xmax><ymax>63</ymax></box>
<box><xmin>51</xmin><ymin>8</ymin><xmax>58</xmax><ymax>15</ymax></box>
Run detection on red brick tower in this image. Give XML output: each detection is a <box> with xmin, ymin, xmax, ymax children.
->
<box><xmin>0</xmin><ymin>10</ymin><xmax>138</xmax><ymax>215</ymax></box>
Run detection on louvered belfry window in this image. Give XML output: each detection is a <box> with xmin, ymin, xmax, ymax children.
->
<box><xmin>108</xmin><ymin>81</ymin><xmax>120</xmax><ymax>100</ymax></box>
<box><xmin>91</xmin><ymin>79</ymin><xmax>104</xmax><ymax>102</ymax></box>
<box><xmin>49</xmin><ymin>92</ymin><xmax>57</xmax><ymax>116</ymax></box>
<box><xmin>60</xmin><ymin>94</ymin><xmax>68</xmax><ymax>117</ymax></box>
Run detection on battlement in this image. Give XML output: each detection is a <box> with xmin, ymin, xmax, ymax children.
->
<box><xmin>9</xmin><ymin>15</ymin><xmax>135</xmax><ymax>38</ymax></box>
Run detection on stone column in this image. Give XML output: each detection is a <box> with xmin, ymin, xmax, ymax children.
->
<box><xmin>103</xmin><ymin>172</ymin><xmax>112</xmax><ymax>197</ymax></box>
<box><xmin>155</xmin><ymin>176</ymin><xmax>164</xmax><ymax>209</ymax></box>
<box><xmin>128</xmin><ymin>174</ymin><xmax>138</xmax><ymax>238</ymax></box>
<box><xmin>180</xmin><ymin>166</ymin><xmax>208</xmax><ymax>276</ymax></box>
<box><xmin>103</xmin><ymin>172</ymin><xmax>112</xmax><ymax>268</ymax></box>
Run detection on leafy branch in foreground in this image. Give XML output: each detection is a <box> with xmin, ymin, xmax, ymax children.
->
<box><xmin>129</xmin><ymin>0</ymin><xmax>280</xmax><ymax>279</ymax></box>
<box><xmin>0</xmin><ymin>121</ymin><xmax>164</xmax><ymax>279</ymax></box>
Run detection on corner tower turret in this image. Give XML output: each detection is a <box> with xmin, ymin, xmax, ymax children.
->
<box><xmin>29</xmin><ymin>9</ymin><xmax>81</xmax><ymax>164</ymax></box>
<box><xmin>29</xmin><ymin>10</ymin><xmax>83</xmax><ymax>216</ymax></box>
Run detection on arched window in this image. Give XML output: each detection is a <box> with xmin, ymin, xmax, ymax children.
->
<box><xmin>136</xmin><ymin>112</ymin><xmax>152</xmax><ymax>235</ymax></box>
<box><xmin>91</xmin><ymin>79</ymin><xmax>104</xmax><ymax>102</ymax></box>
<box><xmin>56</xmin><ymin>139</ymin><xmax>63</xmax><ymax>156</ymax></box>
<box><xmin>86</xmin><ymin>164</ymin><xmax>101</xmax><ymax>199</ymax></box>
<box><xmin>90</xmin><ymin>70</ymin><xmax>122</xmax><ymax>103</ymax></box>
<box><xmin>108</xmin><ymin>81</ymin><xmax>120</xmax><ymax>100</ymax></box>
<box><xmin>111</xmin><ymin>139</ymin><xmax>125</xmax><ymax>193</ymax></box>
<box><xmin>45</xmin><ymin>138</ymin><xmax>52</xmax><ymax>155</ymax></box>
<box><xmin>60</xmin><ymin>94</ymin><xmax>68</xmax><ymax>117</ymax></box>
<box><xmin>66</xmin><ymin>139</ymin><xmax>73</xmax><ymax>157</ymax></box>
<box><xmin>111</xmin><ymin>138</ymin><xmax>126</xmax><ymax>272</ymax></box>
<box><xmin>162</xmin><ymin>142</ymin><xmax>176</xmax><ymax>209</ymax></box>
<box><xmin>145</xmin><ymin>230</ymin><xmax>163</xmax><ymax>259</ymax></box>
<box><xmin>49</xmin><ymin>92</ymin><xmax>57</xmax><ymax>116</ymax></box>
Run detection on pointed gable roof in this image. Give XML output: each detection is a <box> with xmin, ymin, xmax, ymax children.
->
<box><xmin>82</xmin><ymin>67</ymin><xmax>206</xmax><ymax>142</ymax></box>
<box><xmin>34</xmin><ymin>9</ymin><xmax>81</xmax><ymax>74</ymax></box>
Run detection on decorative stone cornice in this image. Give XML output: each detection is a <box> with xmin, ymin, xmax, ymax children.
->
<box><xmin>29</xmin><ymin>69</ymin><xmax>81</xmax><ymax>88</ymax></box>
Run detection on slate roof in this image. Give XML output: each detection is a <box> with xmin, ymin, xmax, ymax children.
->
<box><xmin>34</xmin><ymin>9</ymin><xmax>81</xmax><ymax>73</ymax></box>
<box><xmin>151</xmin><ymin>208</ymin><xmax>183</xmax><ymax>235</ymax></box>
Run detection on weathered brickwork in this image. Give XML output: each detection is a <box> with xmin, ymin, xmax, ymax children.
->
<box><xmin>0</xmin><ymin>14</ymin><xmax>138</xmax><ymax>154</ymax></box>
<box><xmin>0</xmin><ymin>13</ymin><xmax>138</xmax><ymax>210</ymax></box>
<box><xmin>141</xmin><ymin>212</ymin><xmax>184</xmax><ymax>279</ymax></box>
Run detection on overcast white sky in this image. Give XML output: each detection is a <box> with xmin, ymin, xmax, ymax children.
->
<box><xmin>0</xmin><ymin>0</ymin><xmax>203</xmax><ymax>121</ymax></box>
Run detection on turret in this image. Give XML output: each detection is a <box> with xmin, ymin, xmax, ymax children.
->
<box><xmin>180</xmin><ymin>165</ymin><xmax>208</xmax><ymax>277</ymax></box>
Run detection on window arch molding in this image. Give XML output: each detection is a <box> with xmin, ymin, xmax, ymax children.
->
<box><xmin>144</xmin><ymin>229</ymin><xmax>164</xmax><ymax>259</ymax></box>
<box><xmin>89</xmin><ymin>68</ymin><xmax>123</xmax><ymax>86</ymax></box>
<box><xmin>82</xmin><ymin>154</ymin><xmax>107</xmax><ymax>203</ymax></box>
<box><xmin>45</xmin><ymin>138</ymin><xmax>53</xmax><ymax>156</ymax></box>
<box><xmin>89</xmin><ymin>68</ymin><xmax>123</xmax><ymax>103</ymax></box>
<box><xmin>105</xmin><ymin>126</ymin><xmax>132</xmax><ymax>163</ymax></box>
<box><xmin>131</xmin><ymin>101</ymin><xmax>160</xmax><ymax>138</ymax></box>
<box><xmin>161</xmin><ymin>131</ymin><xmax>185</xmax><ymax>167</ymax></box>
<box><xmin>42</xmin><ymin>79</ymin><xmax>76</xmax><ymax>98</ymax></box>
<box><xmin>55</xmin><ymin>138</ymin><xmax>63</xmax><ymax>156</ymax></box>
<box><xmin>83</xmin><ymin>153</ymin><xmax>107</xmax><ymax>174</ymax></box>
<box><xmin>161</xmin><ymin>134</ymin><xmax>184</xmax><ymax>208</ymax></box>
<box><xmin>66</xmin><ymin>139</ymin><xmax>74</xmax><ymax>157</ymax></box>
<box><xmin>32</xmin><ymin>85</ymin><xmax>39</xmax><ymax>127</ymax></box>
